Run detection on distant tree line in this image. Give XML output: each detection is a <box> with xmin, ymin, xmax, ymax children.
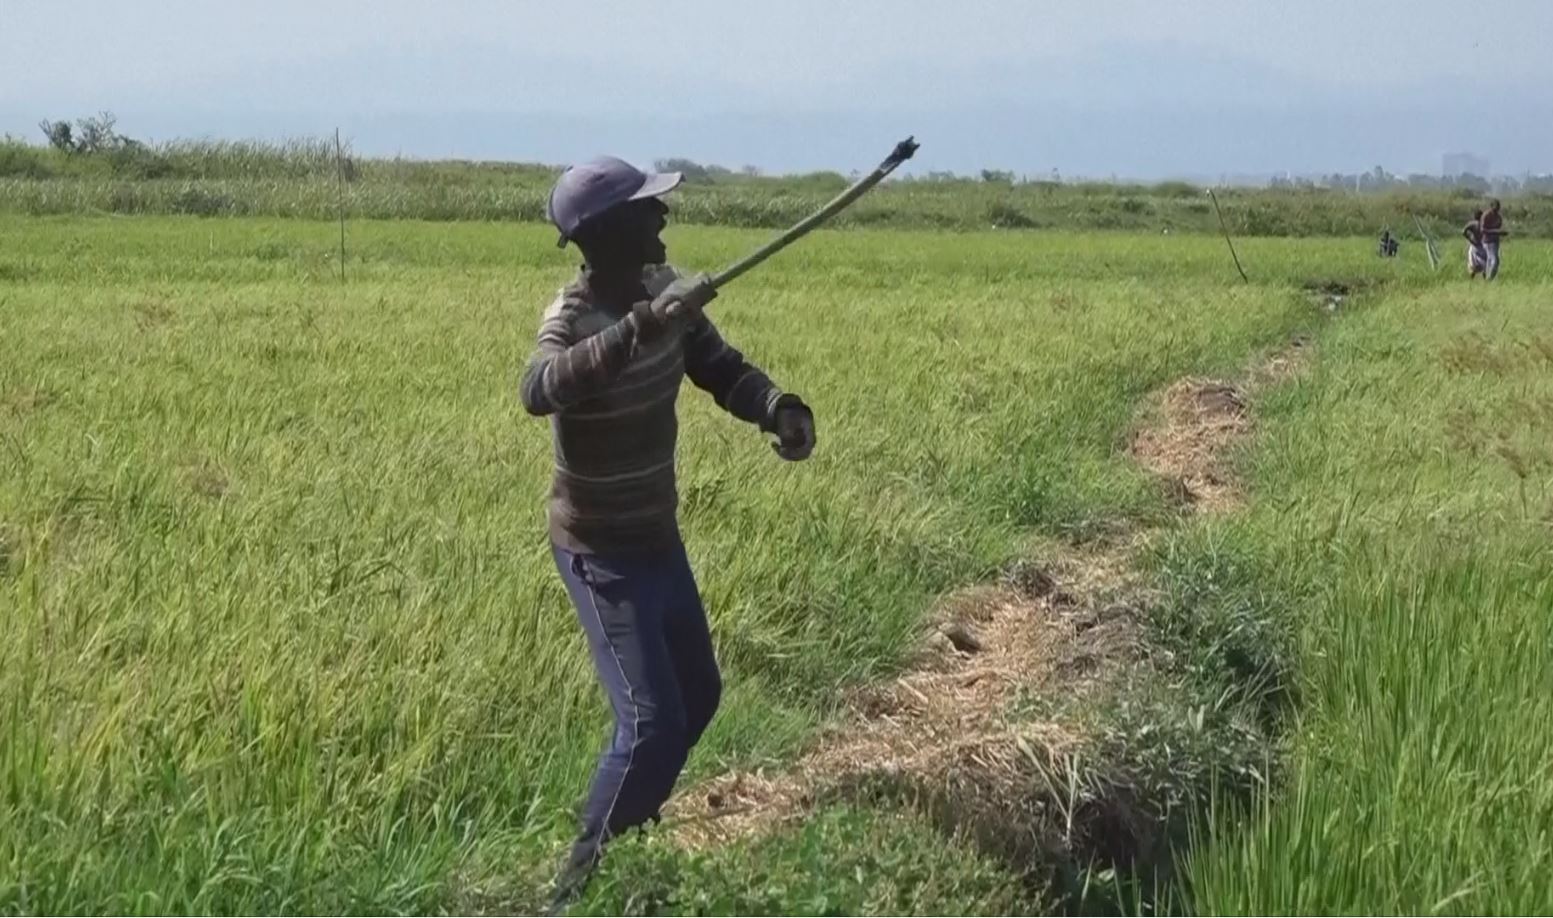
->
<box><xmin>22</xmin><ymin>115</ymin><xmax>1553</xmax><ymax>197</ymax></box>
<box><xmin>1268</xmin><ymin>165</ymin><xmax>1553</xmax><ymax>195</ymax></box>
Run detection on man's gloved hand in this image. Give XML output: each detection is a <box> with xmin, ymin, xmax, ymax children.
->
<box><xmin>769</xmin><ymin>397</ymin><xmax>816</xmax><ymax>461</ymax></box>
<box><xmin>634</xmin><ymin>273</ymin><xmax>717</xmax><ymax>331</ymax></box>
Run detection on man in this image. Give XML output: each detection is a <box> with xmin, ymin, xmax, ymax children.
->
<box><xmin>519</xmin><ymin>155</ymin><xmax>816</xmax><ymax>911</ymax></box>
<box><xmin>1463</xmin><ymin>210</ymin><xmax>1487</xmax><ymax>279</ymax></box>
<box><xmin>1481</xmin><ymin>198</ymin><xmax>1509</xmax><ymax>280</ymax></box>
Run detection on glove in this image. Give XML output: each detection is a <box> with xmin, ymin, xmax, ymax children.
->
<box><xmin>770</xmin><ymin>398</ymin><xmax>816</xmax><ymax>461</ymax></box>
<box><xmin>634</xmin><ymin>273</ymin><xmax>717</xmax><ymax>331</ymax></box>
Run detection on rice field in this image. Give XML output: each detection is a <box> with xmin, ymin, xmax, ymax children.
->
<box><xmin>2</xmin><ymin>213</ymin><xmax>1550</xmax><ymax>913</ymax></box>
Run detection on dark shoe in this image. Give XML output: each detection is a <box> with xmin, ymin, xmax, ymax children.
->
<box><xmin>546</xmin><ymin>844</ymin><xmax>599</xmax><ymax>916</ymax></box>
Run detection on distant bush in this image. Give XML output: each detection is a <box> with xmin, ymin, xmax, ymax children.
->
<box><xmin>986</xmin><ymin>200</ymin><xmax>1036</xmax><ymax>229</ymax></box>
<box><xmin>38</xmin><ymin>111</ymin><xmax>140</xmax><ymax>156</ymax></box>
<box><xmin>107</xmin><ymin>144</ymin><xmax>175</xmax><ymax>180</ymax></box>
<box><xmin>169</xmin><ymin>185</ymin><xmax>233</xmax><ymax>217</ymax></box>
<box><xmin>0</xmin><ymin>141</ymin><xmax>52</xmax><ymax>179</ymax></box>
<box><xmin>653</xmin><ymin>157</ymin><xmax>734</xmax><ymax>184</ymax></box>
<box><xmin>39</xmin><ymin>120</ymin><xmax>75</xmax><ymax>154</ymax></box>
<box><xmin>1153</xmin><ymin>180</ymin><xmax>1200</xmax><ymax>198</ymax></box>
<box><xmin>785</xmin><ymin>171</ymin><xmax>850</xmax><ymax>194</ymax></box>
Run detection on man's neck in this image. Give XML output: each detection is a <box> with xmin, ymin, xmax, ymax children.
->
<box><xmin>583</xmin><ymin>261</ymin><xmax>646</xmax><ymax>306</ymax></box>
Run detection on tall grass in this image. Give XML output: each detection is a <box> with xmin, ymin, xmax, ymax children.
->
<box><xmin>0</xmin><ymin>217</ymin><xmax>1321</xmax><ymax>912</ymax></box>
<box><xmin>1182</xmin><ymin>282</ymin><xmax>1553</xmax><ymax>912</ymax></box>
<box><xmin>4</xmin><ymin>213</ymin><xmax>1551</xmax><ymax>912</ymax></box>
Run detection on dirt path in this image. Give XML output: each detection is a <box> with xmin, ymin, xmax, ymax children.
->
<box><xmin>662</xmin><ymin>334</ymin><xmax>1314</xmax><ymax>890</ymax></box>
<box><xmin>1129</xmin><ymin>333</ymin><xmax>1309</xmax><ymax>512</ymax></box>
<box><xmin>670</xmin><ymin>542</ymin><xmax>1148</xmax><ymax>856</ymax></box>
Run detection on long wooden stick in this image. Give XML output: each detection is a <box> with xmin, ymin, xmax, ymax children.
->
<box><xmin>710</xmin><ymin>136</ymin><xmax>918</xmax><ymax>289</ymax></box>
<box><xmin>335</xmin><ymin>127</ymin><xmax>347</xmax><ymax>283</ymax></box>
<box><xmin>1206</xmin><ymin>188</ymin><xmax>1248</xmax><ymax>283</ymax></box>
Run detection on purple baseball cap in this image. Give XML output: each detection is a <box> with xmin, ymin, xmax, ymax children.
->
<box><xmin>547</xmin><ymin>156</ymin><xmax>683</xmax><ymax>246</ymax></box>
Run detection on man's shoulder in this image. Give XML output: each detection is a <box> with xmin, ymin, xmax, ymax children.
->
<box><xmin>541</xmin><ymin>275</ymin><xmax>593</xmax><ymax>320</ymax></box>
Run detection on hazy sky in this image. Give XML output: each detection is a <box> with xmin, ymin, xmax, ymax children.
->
<box><xmin>3</xmin><ymin>0</ymin><xmax>1550</xmax><ymax>177</ymax></box>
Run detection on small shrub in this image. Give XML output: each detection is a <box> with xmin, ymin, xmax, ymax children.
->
<box><xmin>0</xmin><ymin>142</ymin><xmax>53</xmax><ymax>178</ymax></box>
<box><xmin>987</xmin><ymin>200</ymin><xmax>1035</xmax><ymax>229</ymax></box>
<box><xmin>170</xmin><ymin>185</ymin><xmax>232</xmax><ymax>216</ymax></box>
<box><xmin>1154</xmin><ymin>180</ymin><xmax>1200</xmax><ymax>198</ymax></box>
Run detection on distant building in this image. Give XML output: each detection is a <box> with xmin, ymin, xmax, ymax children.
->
<box><xmin>1443</xmin><ymin>152</ymin><xmax>1490</xmax><ymax>178</ymax></box>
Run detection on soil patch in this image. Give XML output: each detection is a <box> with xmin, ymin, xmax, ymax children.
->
<box><xmin>667</xmin><ymin>542</ymin><xmax>1156</xmax><ymax>876</ymax></box>
<box><xmin>1128</xmin><ymin>379</ymin><xmax>1250</xmax><ymax>512</ymax></box>
<box><xmin>1129</xmin><ymin>337</ymin><xmax>1312</xmax><ymax>513</ymax></box>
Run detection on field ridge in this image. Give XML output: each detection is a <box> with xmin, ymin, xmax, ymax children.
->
<box><xmin>642</xmin><ymin>334</ymin><xmax>1320</xmax><ymax>910</ymax></box>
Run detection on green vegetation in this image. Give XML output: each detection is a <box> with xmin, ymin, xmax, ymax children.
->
<box><xmin>572</xmin><ymin>807</ymin><xmax>1028</xmax><ymax>916</ymax></box>
<box><xmin>2</xmin><ymin>207</ymin><xmax>1550</xmax><ymax>914</ymax></box>
<box><xmin>1180</xmin><ymin>283</ymin><xmax>1553</xmax><ymax>913</ymax></box>
<box><xmin>3</xmin><ymin>134</ymin><xmax>1551</xmax><ymax>237</ymax></box>
<box><xmin>0</xmin><ymin>216</ymin><xmax>1307</xmax><ymax>912</ymax></box>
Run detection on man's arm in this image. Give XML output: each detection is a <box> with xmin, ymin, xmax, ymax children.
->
<box><xmin>682</xmin><ymin>318</ymin><xmax>803</xmax><ymax>431</ymax></box>
<box><xmin>519</xmin><ymin>297</ymin><xmax>654</xmax><ymax>416</ymax></box>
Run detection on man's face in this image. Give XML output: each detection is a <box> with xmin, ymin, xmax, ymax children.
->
<box><xmin>631</xmin><ymin>197</ymin><xmax>670</xmax><ymax>264</ymax></box>
<box><xmin>584</xmin><ymin>197</ymin><xmax>668</xmax><ymax>266</ymax></box>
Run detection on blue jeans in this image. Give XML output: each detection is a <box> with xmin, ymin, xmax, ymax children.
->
<box><xmin>1485</xmin><ymin>241</ymin><xmax>1501</xmax><ymax>279</ymax></box>
<box><xmin>552</xmin><ymin>539</ymin><xmax>722</xmax><ymax>867</ymax></box>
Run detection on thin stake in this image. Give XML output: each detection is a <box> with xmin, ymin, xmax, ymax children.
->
<box><xmin>1412</xmin><ymin>213</ymin><xmax>1440</xmax><ymax>271</ymax></box>
<box><xmin>1206</xmin><ymin>188</ymin><xmax>1248</xmax><ymax>283</ymax></box>
<box><xmin>334</xmin><ymin>127</ymin><xmax>347</xmax><ymax>283</ymax></box>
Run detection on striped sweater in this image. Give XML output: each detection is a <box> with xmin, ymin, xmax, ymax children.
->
<box><xmin>519</xmin><ymin>265</ymin><xmax>799</xmax><ymax>554</ymax></box>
